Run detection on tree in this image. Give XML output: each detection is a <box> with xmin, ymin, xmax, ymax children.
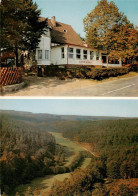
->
<box><xmin>0</xmin><ymin>0</ymin><xmax>47</xmax><ymax>66</ymax></box>
<box><xmin>83</xmin><ymin>0</ymin><xmax>137</xmax><ymax>64</ymax></box>
<box><xmin>109</xmin><ymin>24</ymin><xmax>138</xmax><ymax>63</ymax></box>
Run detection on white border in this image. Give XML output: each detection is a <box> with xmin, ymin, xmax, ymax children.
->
<box><xmin>0</xmin><ymin>96</ymin><xmax>138</xmax><ymax>99</ymax></box>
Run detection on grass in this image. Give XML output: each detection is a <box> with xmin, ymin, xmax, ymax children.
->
<box><xmin>50</xmin><ymin>132</ymin><xmax>86</xmax><ymax>166</ymax></box>
<box><xmin>16</xmin><ymin>132</ymin><xmax>92</xmax><ymax>195</ymax></box>
<box><xmin>80</xmin><ymin>158</ymin><xmax>92</xmax><ymax>169</ymax></box>
<box><xmin>16</xmin><ymin>173</ymin><xmax>70</xmax><ymax>195</ymax></box>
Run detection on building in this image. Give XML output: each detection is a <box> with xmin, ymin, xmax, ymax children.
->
<box><xmin>36</xmin><ymin>16</ymin><xmax>122</xmax><ymax>67</ymax></box>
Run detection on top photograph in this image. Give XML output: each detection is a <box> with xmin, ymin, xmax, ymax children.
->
<box><xmin>0</xmin><ymin>0</ymin><xmax>138</xmax><ymax>97</ymax></box>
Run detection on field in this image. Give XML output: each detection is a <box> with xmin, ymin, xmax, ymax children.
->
<box><xmin>16</xmin><ymin>132</ymin><xmax>92</xmax><ymax>195</ymax></box>
<box><xmin>50</xmin><ymin>132</ymin><xmax>88</xmax><ymax>166</ymax></box>
<box><xmin>16</xmin><ymin>173</ymin><xmax>70</xmax><ymax>195</ymax></box>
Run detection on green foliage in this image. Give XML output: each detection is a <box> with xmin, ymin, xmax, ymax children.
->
<box><xmin>49</xmin><ymin>169</ymin><xmax>99</xmax><ymax>196</ymax></box>
<box><xmin>47</xmin><ymin>118</ymin><xmax>138</xmax><ymax>195</ymax></box>
<box><xmin>0</xmin><ymin>114</ymin><xmax>56</xmax><ymax>194</ymax></box>
<box><xmin>92</xmin><ymin>183</ymin><xmax>107</xmax><ymax>196</ymax></box>
<box><xmin>44</xmin><ymin>65</ymin><xmax>134</xmax><ymax>80</ymax></box>
<box><xmin>60</xmin><ymin>119</ymin><xmax>138</xmax><ymax>180</ymax></box>
<box><xmin>68</xmin><ymin>152</ymin><xmax>84</xmax><ymax>172</ymax></box>
<box><xmin>1</xmin><ymin>111</ymin><xmax>137</xmax><ymax>195</ymax></box>
<box><xmin>0</xmin><ymin>0</ymin><xmax>47</xmax><ymax>66</ymax></box>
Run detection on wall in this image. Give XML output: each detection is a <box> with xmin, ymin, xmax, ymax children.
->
<box><xmin>36</xmin><ymin>28</ymin><xmax>51</xmax><ymax>65</ymax></box>
<box><xmin>67</xmin><ymin>46</ymin><xmax>102</xmax><ymax>66</ymax></box>
<box><xmin>103</xmin><ymin>63</ymin><xmax>122</xmax><ymax>67</ymax></box>
<box><xmin>51</xmin><ymin>45</ymin><xmax>102</xmax><ymax>66</ymax></box>
<box><xmin>51</xmin><ymin>45</ymin><xmax>122</xmax><ymax>67</ymax></box>
<box><xmin>51</xmin><ymin>45</ymin><xmax>67</xmax><ymax>65</ymax></box>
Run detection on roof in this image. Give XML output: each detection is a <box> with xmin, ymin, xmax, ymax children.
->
<box><xmin>39</xmin><ymin>17</ymin><xmax>84</xmax><ymax>46</ymax></box>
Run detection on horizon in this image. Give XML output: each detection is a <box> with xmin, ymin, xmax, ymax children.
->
<box><xmin>1</xmin><ymin>108</ymin><xmax>137</xmax><ymax>119</ymax></box>
<box><xmin>0</xmin><ymin>99</ymin><xmax>138</xmax><ymax>118</ymax></box>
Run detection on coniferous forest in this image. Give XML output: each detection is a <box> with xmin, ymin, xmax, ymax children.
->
<box><xmin>0</xmin><ymin>110</ymin><xmax>138</xmax><ymax>195</ymax></box>
<box><xmin>0</xmin><ymin>113</ymin><xmax>56</xmax><ymax>194</ymax></box>
<box><xmin>49</xmin><ymin>119</ymin><xmax>138</xmax><ymax>196</ymax></box>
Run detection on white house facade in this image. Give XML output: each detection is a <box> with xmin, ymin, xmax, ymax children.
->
<box><xmin>36</xmin><ymin>28</ymin><xmax>51</xmax><ymax>66</ymax></box>
<box><xmin>36</xmin><ymin>17</ymin><xmax>122</xmax><ymax>67</ymax></box>
<box><xmin>51</xmin><ymin>45</ymin><xmax>102</xmax><ymax>66</ymax></box>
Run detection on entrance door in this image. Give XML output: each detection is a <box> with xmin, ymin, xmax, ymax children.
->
<box><xmin>101</xmin><ymin>53</ymin><xmax>107</xmax><ymax>63</ymax></box>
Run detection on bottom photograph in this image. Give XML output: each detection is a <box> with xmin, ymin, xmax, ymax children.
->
<box><xmin>0</xmin><ymin>99</ymin><xmax>138</xmax><ymax>196</ymax></box>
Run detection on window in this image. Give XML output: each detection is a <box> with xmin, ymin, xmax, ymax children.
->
<box><xmin>83</xmin><ymin>50</ymin><xmax>87</xmax><ymax>59</ymax></box>
<box><xmin>90</xmin><ymin>51</ymin><xmax>94</xmax><ymax>60</ymax></box>
<box><xmin>68</xmin><ymin>48</ymin><xmax>74</xmax><ymax>59</ymax></box>
<box><xmin>76</xmin><ymin>49</ymin><xmax>81</xmax><ymax>59</ymax></box>
<box><xmin>45</xmin><ymin>50</ymin><xmax>49</xmax><ymax>60</ymax></box>
<box><xmin>61</xmin><ymin>47</ymin><xmax>64</xmax><ymax>58</ymax></box>
<box><xmin>38</xmin><ymin>50</ymin><xmax>42</xmax><ymax>59</ymax></box>
<box><xmin>43</xmin><ymin>29</ymin><xmax>48</xmax><ymax>36</ymax></box>
<box><xmin>96</xmin><ymin>51</ymin><xmax>100</xmax><ymax>60</ymax></box>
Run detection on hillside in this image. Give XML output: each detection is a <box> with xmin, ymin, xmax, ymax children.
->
<box><xmin>0</xmin><ymin>110</ymin><xmax>137</xmax><ymax>195</ymax></box>
<box><xmin>49</xmin><ymin>118</ymin><xmax>138</xmax><ymax>196</ymax></box>
<box><xmin>0</xmin><ymin>109</ymin><xmax>125</xmax><ymax>122</ymax></box>
<box><xmin>0</xmin><ymin>114</ymin><xmax>56</xmax><ymax>194</ymax></box>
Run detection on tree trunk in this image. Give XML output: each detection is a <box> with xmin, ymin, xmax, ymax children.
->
<box><xmin>20</xmin><ymin>54</ymin><xmax>24</xmax><ymax>67</ymax></box>
<box><xmin>107</xmin><ymin>55</ymin><xmax>109</xmax><ymax>68</ymax></box>
<box><xmin>15</xmin><ymin>47</ymin><xmax>19</xmax><ymax>67</ymax></box>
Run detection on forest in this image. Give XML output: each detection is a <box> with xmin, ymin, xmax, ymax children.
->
<box><xmin>49</xmin><ymin>119</ymin><xmax>138</xmax><ymax>195</ymax></box>
<box><xmin>0</xmin><ymin>110</ymin><xmax>138</xmax><ymax>195</ymax></box>
<box><xmin>0</xmin><ymin>112</ymin><xmax>56</xmax><ymax>194</ymax></box>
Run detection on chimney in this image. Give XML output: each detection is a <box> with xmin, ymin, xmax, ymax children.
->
<box><xmin>51</xmin><ymin>16</ymin><xmax>56</xmax><ymax>27</ymax></box>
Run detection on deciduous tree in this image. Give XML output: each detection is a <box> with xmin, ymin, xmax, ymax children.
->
<box><xmin>83</xmin><ymin>0</ymin><xmax>137</xmax><ymax>64</ymax></box>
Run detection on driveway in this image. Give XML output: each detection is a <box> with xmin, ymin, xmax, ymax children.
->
<box><xmin>2</xmin><ymin>72</ymin><xmax>138</xmax><ymax>97</ymax></box>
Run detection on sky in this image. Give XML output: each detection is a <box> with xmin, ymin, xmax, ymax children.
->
<box><xmin>35</xmin><ymin>0</ymin><xmax>138</xmax><ymax>37</ymax></box>
<box><xmin>0</xmin><ymin>99</ymin><xmax>138</xmax><ymax>117</ymax></box>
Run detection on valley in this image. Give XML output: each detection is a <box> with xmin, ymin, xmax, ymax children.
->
<box><xmin>0</xmin><ymin>110</ymin><xmax>137</xmax><ymax>196</ymax></box>
<box><xmin>15</xmin><ymin>132</ymin><xmax>92</xmax><ymax>195</ymax></box>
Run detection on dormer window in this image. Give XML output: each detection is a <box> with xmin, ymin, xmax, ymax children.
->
<box><xmin>44</xmin><ymin>29</ymin><xmax>48</xmax><ymax>36</ymax></box>
<box><xmin>63</xmin><ymin>29</ymin><xmax>67</xmax><ymax>33</ymax></box>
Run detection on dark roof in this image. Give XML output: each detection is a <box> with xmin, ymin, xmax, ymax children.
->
<box><xmin>39</xmin><ymin>17</ymin><xmax>84</xmax><ymax>46</ymax></box>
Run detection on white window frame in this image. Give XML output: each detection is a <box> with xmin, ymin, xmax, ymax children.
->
<box><xmin>96</xmin><ymin>51</ymin><xmax>100</xmax><ymax>60</ymax></box>
<box><xmin>38</xmin><ymin>50</ymin><xmax>42</xmax><ymax>59</ymax></box>
<box><xmin>61</xmin><ymin>47</ymin><xmax>64</xmax><ymax>58</ymax></box>
<box><xmin>68</xmin><ymin>48</ymin><xmax>74</xmax><ymax>59</ymax></box>
<box><xmin>45</xmin><ymin>50</ymin><xmax>49</xmax><ymax>60</ymax></box>
<box><xmin>90</xmin><ymin>51</ymin><xmax>94</xmax><ymax>60</ymax></box>
<box><xmin>76</xmin><ymin>49</ymin><xmax>81</xmax><ymax>59</ymax></box>
<box><xmin>45</xmin><ymin>29</ymin><xmax>48</xmax><ymax>36</ymax></box>
<box><xmin>83</xmin><ymin>50</ymin><xmax>87</xmax><ymax>60</ymax></box>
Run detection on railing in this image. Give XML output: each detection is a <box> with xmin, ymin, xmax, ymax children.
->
<box><xmin>0</xmin><ymin>67</ymin><xmax>22</xmax><ymax>86</ymax></box>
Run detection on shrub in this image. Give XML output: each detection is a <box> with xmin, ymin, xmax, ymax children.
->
<box><xmin>44</xmin><ymin>65</ymin><xmax>136</xmax><ymax>80</ymax></box>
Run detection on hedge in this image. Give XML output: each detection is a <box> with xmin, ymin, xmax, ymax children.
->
<box><xmin>43</xmin><ymin>64</ymin><xmax>138</xmax><ymax>80</ymax></box>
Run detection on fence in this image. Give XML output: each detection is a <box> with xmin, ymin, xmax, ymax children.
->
<box><xmin>0</xmin><ymin>67</ymin><xmax>23</xmax><ymax>86</ymax></box>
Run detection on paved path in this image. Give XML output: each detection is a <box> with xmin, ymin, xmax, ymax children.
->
<box><xmin>3</xmin><ymin>73</ymin><xmax>138</xmax><ymax>97</ymax></box>
<box><xmin>63</xmin><ymin>75</ymin><xmax>138</xmax><ymax>97</ymax></box>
